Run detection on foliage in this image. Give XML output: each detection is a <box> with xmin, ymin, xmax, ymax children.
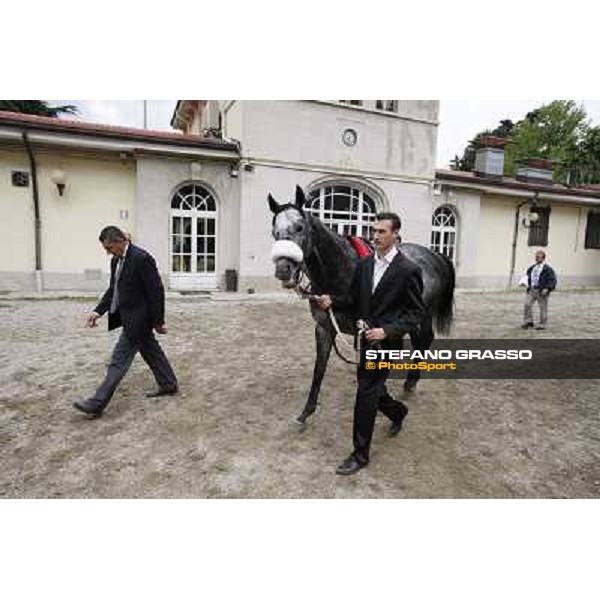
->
<box><xmin>0</xmin><ymin>100</ymin><xmax>78</xmax><ymax>117</ymax></box>
<box><xmin>451</xmin><ymin>101</ymin><xmax>600</xmax><ymax>185</ymax></box>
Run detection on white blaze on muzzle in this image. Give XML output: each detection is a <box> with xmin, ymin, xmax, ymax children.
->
<box><xmin>270</xmin><ymin>240</ymin><xmax>304</xmax><ymax>263</ymax></box>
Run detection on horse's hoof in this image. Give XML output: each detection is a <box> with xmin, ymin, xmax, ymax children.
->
<box><xmin>294</xmin><ymin>408</ymin><xmax>315</xmax><ymax>428</ymax></box>
<box><xmin>403</xmin><ymin>380</ymin><xmax>418</xmax><ymax>392</ymax></box>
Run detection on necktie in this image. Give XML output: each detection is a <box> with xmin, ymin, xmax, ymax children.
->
<box><xmin>110</xmin><ymin>258</ymin><xmax>123</xmax><ymax>314</ymax></box>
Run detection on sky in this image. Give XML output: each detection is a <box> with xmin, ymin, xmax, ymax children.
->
<box><xmin>53</xmin><ymin>100</ymin><xmax>177</xmax><ymax>132</ymax></box>
<box><xmin>51</xmin><ymin>100</ymin><xmax>600</xmax><ymax>168</ymax></box>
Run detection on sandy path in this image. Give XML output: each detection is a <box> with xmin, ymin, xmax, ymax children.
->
<box><xmin>1</xmin><ymin>290</ymin><xmax>599</xmax><ymax>498</ymax></box>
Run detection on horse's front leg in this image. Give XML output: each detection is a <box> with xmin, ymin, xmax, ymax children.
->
<box><xmin>296</xmin><ymin>323</ymin><xmax>333</xmax><ymax>426</ymax></box>
<box><xmin>404</xmin><ymin>317</ymin><xmax>434</xmax><ymax>392</ymax></box>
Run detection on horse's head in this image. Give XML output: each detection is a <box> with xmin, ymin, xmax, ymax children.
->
<box><xmin>268</xmin><ymin>186</ymin><xmax>311</xmax><ymax>289</ymax></box>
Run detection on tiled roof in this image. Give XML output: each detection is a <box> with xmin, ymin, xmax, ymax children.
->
<box><xmin>0</xmin><ymin>110</ymin><xmax>238</xmax><ymax>152</ymax></box>
<box><xmin>436</xmin><ymin>168</ymin><xmax>600</xmax><ymax>199</ymax></box>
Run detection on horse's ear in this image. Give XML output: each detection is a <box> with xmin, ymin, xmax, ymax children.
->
<box><xmin>268</xmin><ymin>193</ymin><xmax>280</xmax><ymax>214</ymax></box>
<box><xmin>295</xmin><ymin>185</ymin><xmax>306</xmax><ymax>209</ymax></box>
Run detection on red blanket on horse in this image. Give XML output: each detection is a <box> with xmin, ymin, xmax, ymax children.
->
<box><xmin>347</xmin><ymin>236</ymin><xmax>374</xmax><ymax>258</ymax></box>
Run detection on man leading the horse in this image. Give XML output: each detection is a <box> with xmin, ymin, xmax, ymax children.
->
<box><xmin>315</xmin><ymin>213</ymin><xmax>426</xmax><ymax>475</ymax></box>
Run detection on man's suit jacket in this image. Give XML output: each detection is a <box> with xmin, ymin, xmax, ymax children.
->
<box><xmin>334</xmin><ymin>251</ymin><xmax>426</xmax><ymax>350</ymax></box>
<box><xmin>95</xmin><ymin>244</ymin><xmax>166</xmax><ymax>343</ymax></box>
<box><xmin>526</xmin><ymin>263</ymin><xmax>557</xmax><ymax>292</ymax></box>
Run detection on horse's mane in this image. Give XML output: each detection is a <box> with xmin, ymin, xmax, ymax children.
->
<box><xmin>304</xmin><ymin>214</ymin><xmax>358</xmax><ymax>296</ymax></box>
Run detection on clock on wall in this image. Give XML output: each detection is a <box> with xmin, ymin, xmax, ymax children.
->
<box><xmin>342</xmin><ymin>128</ymin><xmax>358</xmax><ymax>147</ymax></box>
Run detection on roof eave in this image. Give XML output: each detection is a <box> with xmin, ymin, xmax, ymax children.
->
<box><xmin>0</xmin><ymin>117</ymin><xmax>238</xmax><ymax>153</ymax></box>
<box><xmin>435</xmin><ymin>170</ymin><xmax>600</xmax><ymax>203</ymax></box>
<box><xmin>0</xmin><ymin>127</ymin><xmax>240</xmax><ymax>160</ymax></box>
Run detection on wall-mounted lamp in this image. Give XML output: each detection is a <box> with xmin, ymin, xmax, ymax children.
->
<box><xmin>522</xmin><ymin>211</ymin><xmax>540</xmax><ymax>228</ymax></box>
<box><xmin>50</xmin><ymin>169</ymin><xmax>67</xmax><ymax>196</ymax></box>
<box><xmin>229</xmin><ymin>163</ymin><xmax>239</xmax><ymax>178</ymax></box>
<box><xmin>521</xmin><ymin>192</ymin><xmax>539</xmax><ymax>227</ymax></box>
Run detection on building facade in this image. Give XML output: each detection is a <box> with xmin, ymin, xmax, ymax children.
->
<box><xmin>2</xmin><ymin>104</ymin><xmax>598</xmax><ymax>294</ymax></box>
<box><xmin>0</xmin><ymin>111</ymin><xmax>240</xmax><ymax>291</ymax></box>
<box><xmin>1</xmin><ymin>101</ymin><xmax>440</xmax><ymax>292</ymax></box>
<box><xmin>434</xmin><ymin>138</ymin><xmax>600</xmax><ymax>288</ymax></box>
<box><xmin>173</xmin><ymin>100</ymin><xmax>440</xmax><ymax>291</ymax></box>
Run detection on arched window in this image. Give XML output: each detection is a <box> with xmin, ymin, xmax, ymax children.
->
<box><xmin>431</xmin><ymin>205</ymin><xmax>458</xmax><ymax>262</ymax></box>
<box><xmin>171</xmin><ymin>184</ymin><xmax>216</xmax><ymax>212</ymax></box>
<box><xmin>306</xmin><ymin>185</ymin><xmax>379</xmax><ymax>238</ymax></box>
<box><xmin>170</xmin><ymin>183</ymin><xmax>217</xmax><ymax>288</ymax></box>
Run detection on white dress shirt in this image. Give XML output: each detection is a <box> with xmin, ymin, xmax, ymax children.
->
<box><xmin>372</xmin><ymin>246</ymin><xmax>398</xmax><ymax>293</ymax></box>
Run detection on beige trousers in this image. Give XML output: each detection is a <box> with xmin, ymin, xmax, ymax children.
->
<box><xmin>524</xmin><ymin>289</ymin><xmax>548</xmax><ymax>326</ymax></box>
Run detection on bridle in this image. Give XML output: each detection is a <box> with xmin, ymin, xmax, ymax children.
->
<box><xmin>280</xmin><ymin>214</ymin><xmax>365</xmax><ymax>366</ymax></box>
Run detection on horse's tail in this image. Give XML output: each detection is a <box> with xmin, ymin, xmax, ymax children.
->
<box><xmin>433</xmin><ymin>253</ymin><xmax>455</xmax><ymax>335</ymax></box>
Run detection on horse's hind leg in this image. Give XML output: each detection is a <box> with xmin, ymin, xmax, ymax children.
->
<box><xmin>404</xmin><ymin>317</ymin><xmax>434</xmax><ymax>392</ymax></box>
<box><xmin>296</xmin><ymin>324</ymin><xmax>333</xmax><ymax>425</ymax></box>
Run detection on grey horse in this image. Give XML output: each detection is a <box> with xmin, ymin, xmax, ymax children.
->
<box><xmin>269</xmin><ymin>186</ymin><xmax>455</xmax><ymax>425</ymax></box>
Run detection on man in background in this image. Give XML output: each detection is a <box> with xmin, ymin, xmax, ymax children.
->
<box><xmin>522</xmin><ymin>249</ymin><xmax>557</xmax><ymax>331</ymax></box>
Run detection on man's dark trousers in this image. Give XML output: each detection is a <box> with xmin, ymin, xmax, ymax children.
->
<box><xmin>353</xmin><ymin>359</ymin><xmax>406</xmax><ymax>463</ymax></box>
<box><xmin>90</xmin><ymin>327</ymin><xmax>177</xmax><ymax>411</ymax></box>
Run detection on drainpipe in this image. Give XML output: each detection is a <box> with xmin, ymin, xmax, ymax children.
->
<box><xmin>508</xmin><ymin>194</ymin><xmax>537</xmax><ymax>288</ymax></box>
<box><xmin>22</xmin><ymin>132</ymin><xmax>43</xmax><ymax>292</ymax></box>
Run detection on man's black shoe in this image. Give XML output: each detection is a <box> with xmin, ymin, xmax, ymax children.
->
<box><xmin>389</xmin><ymin>404</ymin><xmax>409</xmax><ymax>437</ymax></box>
<box><xmin>521</xmin><ymin>322</ymin><xmax>534</xmax><ymax>329</ymax></box>
<box><xmin>335</xmin><ymin>454</ymin><xmax>368</xmax><ymax>476</ymax></box>
<box><xmin>145</xmin><ymin>387</ymin><xmax>178</xmax><ymax>398</ymax></box>
<box><xmin>73</xmin><ymin>399</ymin><xmax>103</xmax><ymax>417</ymax></box>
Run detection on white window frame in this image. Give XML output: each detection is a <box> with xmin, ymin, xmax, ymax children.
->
<box><xmin>169</xmin><ymin>183</ymin><xmax>218</xmax><ymax>290</ymax></box>
<box><xmin>306</xmin><ymin>185</ymin><xmax>379</xmax><ymax>238</ymax></box>
<box><xmin>431</xmin><ymin>205</ymin><xmax>458</xmax><ymax>263</ymax></box>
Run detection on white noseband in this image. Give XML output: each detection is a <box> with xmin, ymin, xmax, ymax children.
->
<box><xmin>271</xmin><ymin>240</ymin><xmax>304</xmax><ymax>263</ymax></box>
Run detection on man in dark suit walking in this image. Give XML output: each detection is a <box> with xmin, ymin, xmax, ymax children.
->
<box><xmin>316</xmin><ymin>213</ymin><xmax>426</xmax><ymax>475</ymax></box>
<box><xmin>74</xmin><ymin>226</ymin><xmax>178</xmax><ymax>417</ymax></box>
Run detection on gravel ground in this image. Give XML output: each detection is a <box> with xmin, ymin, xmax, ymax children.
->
<box><xmin>1</xmin><ymin>289</ymin><xmax>599</xmax><ymax>498</ymax></box>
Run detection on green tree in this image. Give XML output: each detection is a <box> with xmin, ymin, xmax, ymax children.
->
<box><xmin>450</xmin><ymin>119</ymin><xmax>515</xmax><ymax>171</ymax></box>
<box><xmin>0</xmin><ymin>100</ymin><xmax>78</xmax><ymax>117</ymax></box>
<box><xmin>503</xmin><ymin>100</ymin><xmax>588</xmax><ymax>182</ymax></box>
<box><xmin>452</xmin><ymin>101</ymin><xmax>600</xmax><ymax>185</ymax></box>
<box><xmin>571</xmin><ymin>126</ymin><xmax>600</xmax><ymax>185</ymax></box>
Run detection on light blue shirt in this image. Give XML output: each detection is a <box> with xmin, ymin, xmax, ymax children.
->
<box><xmin>531</xmin><ymin>262</ymin><xmax>545</xmax><ymax>288</ymax></box>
